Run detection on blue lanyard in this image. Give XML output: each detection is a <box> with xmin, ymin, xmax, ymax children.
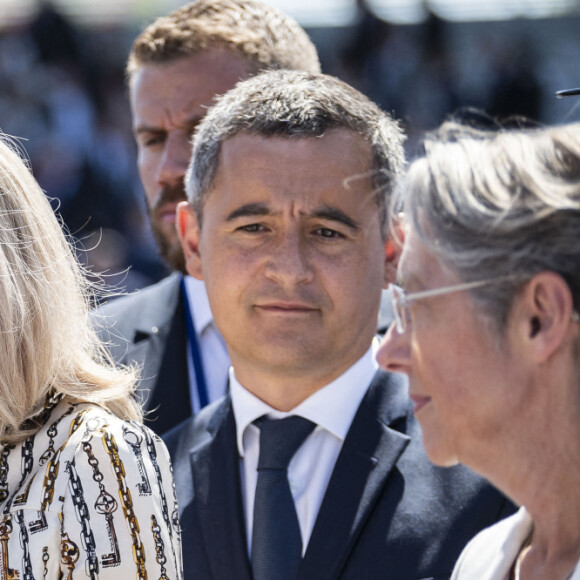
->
<box><xmin>180</xmin><ymin>276</ymin><xmax>209</xmax><ymax>409</ymax></box>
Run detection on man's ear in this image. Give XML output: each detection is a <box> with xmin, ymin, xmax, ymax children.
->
<box><xmin>383</xmin><ymin>238</ymin><xmax>399</xmax><ymax>287</ymax></box>
<box><xmin>383</xmin><ymin>221</ymin><xmax>404</xmax><ymax>287</ymax></box>
<box><xmin>517</xmin><ymin>271</ymin><xmax>576</xmax><ymax>363</ymax></box>
<box><xmin>177</xmin><ymin>201</ymin><xmax>203</xmax><ymax>280</ymax></box>
<box><xmin>382</xmin><ymin>213</ymin><xmax>406</xmax><ymax>287</ymax></box>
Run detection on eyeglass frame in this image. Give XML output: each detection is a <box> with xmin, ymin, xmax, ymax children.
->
<box><xmin>387</xmin><ymin>278</ymin><xmax>580</xmax><ymax>335</ymax></box>
<box><xmin>556</xmin><ymin>87</ymin><xmax>580</xmax><ymax>98</ymax></box>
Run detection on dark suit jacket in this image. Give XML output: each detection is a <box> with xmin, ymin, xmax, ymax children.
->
<box><xmin>95</xmin><ymin>272</ymin><xmax>192</xmax><ymax>435</ymax></box>
<box><xmin>164</xmin><ymin>370</ymin><xmax>515</xmax><ymax>580</ymax></box>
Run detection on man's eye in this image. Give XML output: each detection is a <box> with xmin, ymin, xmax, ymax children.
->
<box><xmin>238</xmin><ymin>224</ymin><xmax>267</xmax><ymax>233</ymax></box>
<box><xmin>140</xmin><ymin>134</ymin><xmax>165</xmax><ymax>148</ymax></box>
<box><xmin>315</xmin><ymin>228</ymin><xmax>342</xmax><ymax>239</ymax></box>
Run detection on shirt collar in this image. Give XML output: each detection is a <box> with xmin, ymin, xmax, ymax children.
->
<box><xmin>230</xmin><ymin>339</ymin><xmax>379</xmax><ymax>457</ymax></box>
<box><xmin>183</xmin><ymin>275</ymin><xmax>213</xmax><ymax>335</ymax></box>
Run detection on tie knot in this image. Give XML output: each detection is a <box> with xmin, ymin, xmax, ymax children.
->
<box><xmin>254</xmin><ymin>416</ymin><xmax>315</xmax><ymax>470</ymax></box>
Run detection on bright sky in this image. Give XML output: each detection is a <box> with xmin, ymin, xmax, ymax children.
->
<box><xmin>268</xmin><ymin>0</ymin><xmax>579</xmax><ymax>25</ymax></box>
<box><xmin>0</xmin><ymin>0</ymin><xmax>577</xmax><ymax>26</ymax></box>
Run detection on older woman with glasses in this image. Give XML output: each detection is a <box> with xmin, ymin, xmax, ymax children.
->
<box><xmin>0</xmin><ymin>134</ymin><xmax>182</xmax><ymax>578</ymax></box>
<box><xmin>378</xmin><ymin>121</ymin><xmax>580</xmax><ymax>580</ymax></box>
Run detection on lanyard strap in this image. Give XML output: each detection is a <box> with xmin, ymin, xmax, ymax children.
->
<box><xmin>180</xmin><ymin>276</ymin><xmax>209</xmax><ymax>409</ymax></box>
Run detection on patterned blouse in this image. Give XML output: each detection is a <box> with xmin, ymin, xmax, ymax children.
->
<box><xmin>0</xmin><ymin>397</ymin><xmax>183</xmax><ymax>579</ymax></box>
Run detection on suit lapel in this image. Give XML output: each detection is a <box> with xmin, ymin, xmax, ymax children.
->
<box><xmin>128</xmin><ymin>275</ymin><xmax>191</xmax><ymax>432</ymax></box>
<box><xmin>300</xmin><ymin>371</ymin><xmax>411</xmax><ymax>580</ymax></box>
<box><xmin>190</xmin><ymin>399</ymin><xmax>252</xmax><ymax>580</ymax></box>
<box><xmin>128</xmin><ymin>274</ymin><xmax>184</xmax><ymax>404</ymax></box>
<box><xmin>144</xmin><ymin>293</ymin><xmax>191</xmax><ymax>432</ymax></box>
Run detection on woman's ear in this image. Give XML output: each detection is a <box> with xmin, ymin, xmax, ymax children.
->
<box><xmin>177</xmin><ymin>201</ymin><xmax>203</xmax><ymax>280</ymax></box>
<box><xmin>518</xmin><ymin>272</ymin><xmax>576</xmax><ymax>363</ymax></box>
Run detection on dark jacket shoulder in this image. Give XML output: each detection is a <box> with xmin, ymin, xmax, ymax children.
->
<box><xmin>95</xmin><ymin>273</ymin><xmax>181</xmax><ymax>336</ymax></box>
<box><xmin>163</xmin><ymin>397</ymin><xmax>227</xmax><ymax>461</ymax></box>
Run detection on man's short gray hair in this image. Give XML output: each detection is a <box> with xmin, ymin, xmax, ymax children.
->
<box><xmin>398</xmin><ymin>121</ymin><xmax>580</xmax><ymax>330</ymax></box>
<box><xmin>186</xmin><ymin>69</ymin><xmax>406</xmax><ymax>236</ymax></box>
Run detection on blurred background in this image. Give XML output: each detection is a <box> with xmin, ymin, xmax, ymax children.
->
<box><xmin>1</xmin><ymin>0</ymin><xmax>579</xmax><ymax>294</ymax></box>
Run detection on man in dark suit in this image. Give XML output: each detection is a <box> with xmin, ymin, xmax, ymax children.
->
<box><xmin>165</xmin><ymin>69</ymin><xmax>515</xmax><ymax>579</ymax></box>
<box><xmin>95</xmin><ymin>0</ymin><xmax>321</xmax><ymax>435</ymax></box>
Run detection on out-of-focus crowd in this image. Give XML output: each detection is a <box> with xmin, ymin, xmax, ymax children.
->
<box><xmin>0</xmin><ymin>0</ymin><xmax>579</xmax><ymax>294</ymax></box>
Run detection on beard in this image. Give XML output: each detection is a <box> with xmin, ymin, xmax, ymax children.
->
<box><xmin>147</xmin><ymin>183</ymin><xmax>187</xmax><ymax>274</ymax></box>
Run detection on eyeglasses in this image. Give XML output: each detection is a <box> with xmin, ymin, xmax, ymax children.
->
<box><xmin>388</xmin><ymin>279</ymin><xmax>580</xmax><ymax>334</ymax></box>
<box><xmin>388</xmin><ymin>279</ymin><xmax>498</xmax><ymax>334</ymax></box>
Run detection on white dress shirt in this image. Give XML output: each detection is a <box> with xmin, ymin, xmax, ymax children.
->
<box><xmin>183</xmin><ymin>276</ymin><xmax>230</xmax><ymax>413</ymax></box>
<box><xmin>230</xmin><ymin>340</ymin><xmax>379</xmax><ymax>556</ymax></box>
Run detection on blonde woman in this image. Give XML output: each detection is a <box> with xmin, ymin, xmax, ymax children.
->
<box><xmin>0</xmin><ymin>134</ymin><xmax>182</xmax><ymax>578</ymax></box>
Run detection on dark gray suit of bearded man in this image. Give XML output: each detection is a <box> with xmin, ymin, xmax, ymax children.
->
<box><xmin>96</xmin><ymin>273</ymin><xmax>191</xmax><ymax>435</ymax></box>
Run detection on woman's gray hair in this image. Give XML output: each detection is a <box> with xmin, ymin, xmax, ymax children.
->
<box><xmin>396</xmin><ymin>121</ymin><xmax>580</xmax><ymax>330</ymax></box>
<box><xmin>0</xmin><ymin>134</ymin><xmax>141</xmax><ymax>443</ymax></box>
<box><xmin>185</xmin><ymin>69</ymin><xmax>405</xmax><ymax>237</ymax></box>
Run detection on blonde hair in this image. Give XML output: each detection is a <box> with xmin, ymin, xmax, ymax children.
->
<box><xmin>0</xmin><ymin>134</ymin><xmax>141</xmax><ymax>444</ymax></box>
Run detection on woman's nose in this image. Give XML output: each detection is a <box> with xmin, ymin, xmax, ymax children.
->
<box><xmin>376</xmin><ymin>322</ymin><xmax>412</xmax><ymax>375</ymax></box>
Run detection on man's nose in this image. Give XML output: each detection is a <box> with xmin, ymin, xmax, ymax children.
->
<box><xmin>264</xmin><ymin>232</ymin><xmax>314</xmax><ymax>286</ymax></box>
<box><xmin>156</xmin><ymin>133</ymin><xmax>191</xmax><ymax>186</ymax></box>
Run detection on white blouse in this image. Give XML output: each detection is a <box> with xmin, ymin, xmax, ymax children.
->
<box><xmin>0</xmin><ymin>396</ymin><xmax>183</xmax><ymax>578</ymax></box>
<box><xmin>452</xmin><ymin>507</ymin><xmax>580</xmax><ymax>580</ymax></box>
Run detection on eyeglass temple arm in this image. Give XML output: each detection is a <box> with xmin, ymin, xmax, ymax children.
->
<box><xmin>556</xmin><ymin>87</ymin><xmax>580</xmax><ymax>98</ymax></box>
<box><xmin>402</xmin><ymin>279</ymin><xmax>493</xmax><ymax>306</ymax></box>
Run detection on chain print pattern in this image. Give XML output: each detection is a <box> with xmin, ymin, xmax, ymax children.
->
<box><xmin>68</xmin><ymin>410</ymin><xmax>90</xmax><ymax>439</ymax></box>
<box><xmin>142</xmin><ymin>430</ymin><xmax>169</xmax><ymax>526</ymax></box>
<box><xmin>30</xmin><ymin>405</ymin><xmax>79</xmax><ymax>535</ymax></box>
<box><xmin>102</xmin><ymin>430</ymin><xmax>148</xmax><ymax>578</ymax></box>
<box><xmin>39</xmin><ymin>405</ymin><xmax>75</xmax><ymax>466</ymax></box>
<box><xmin>42</xmin><ymin>546</ymin><xmax>49</xmax><ymax>579</ymax></box>
<box><xmin>60</xmin><ymin>528</ymin><xmax>80</xmax><ymax>580</ymax></box>
<box><xmin>11</xmin><ymin>437</ymin><xmax>35</xmax><ymax>509</ymax></box>
<box><xmin>39</xmin><ymin>405</ymin><xmax>78</xmax><ymax>509</ymax></box>
<box><xmin>30</xmin><ymin>446</ymin><xmax>63</xmax><ymax>536</ymax></box>
<box><xmin>0</xmin><ymin>517</ymin><xmax>18</xmax><ymax>580</ymax></box>
<box><xmin>83</xmin><ymin>438</ymin><xmax>121</xmax><ymax>570</ymax></box>
<box><xmin>151</xmin><ymin>515</ymin><xmax>170</xmax><ymax>580</ymax></box>
<box><xmin>38</xmin><ymin>406</ymin><xmax>87</xmax><ymax>516</ymax></box>
<box><xmin>0</xmin><ymin>401</ymin><xmax>182</xmax><ymax>579</ymax></box>
<box><xmin>142</xmin><ymin>427</ymin><xmax>181</xmax><ymax>572</ymax></box>
<box><xmin>15</xmin><ymin>511</ymin><xmax>33</xmax><ymax>580</ymax></box>
<box><xmin>66</xmin><ymin>459</ymin><xmax>99</xmax><ymax>578</ymax></box>
<box><xmin>0</xmin><ymin>445</ymin><xmax>14</xmax><ymax>505</ymax></box>
<box><xmin>123</xmin><ymin>427</ymin><xmax>152</xmax><ymax>496</ymax></box>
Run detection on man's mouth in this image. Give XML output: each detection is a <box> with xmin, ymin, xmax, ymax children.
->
<box><xmin>255</xmin><ymin>302</ymin><xmax>318</xmax><ymax>314</ymax></box>
<box><xmin>156</xmin><ymin>202</ymin><xmax>180</xmax><ymax>224</ymax></box>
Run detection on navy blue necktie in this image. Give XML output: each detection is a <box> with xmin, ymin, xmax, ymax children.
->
<box><xmin>251</xmin><ymin>416</ymin><xmax>316</xmax><ymax>580</ymax></box>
